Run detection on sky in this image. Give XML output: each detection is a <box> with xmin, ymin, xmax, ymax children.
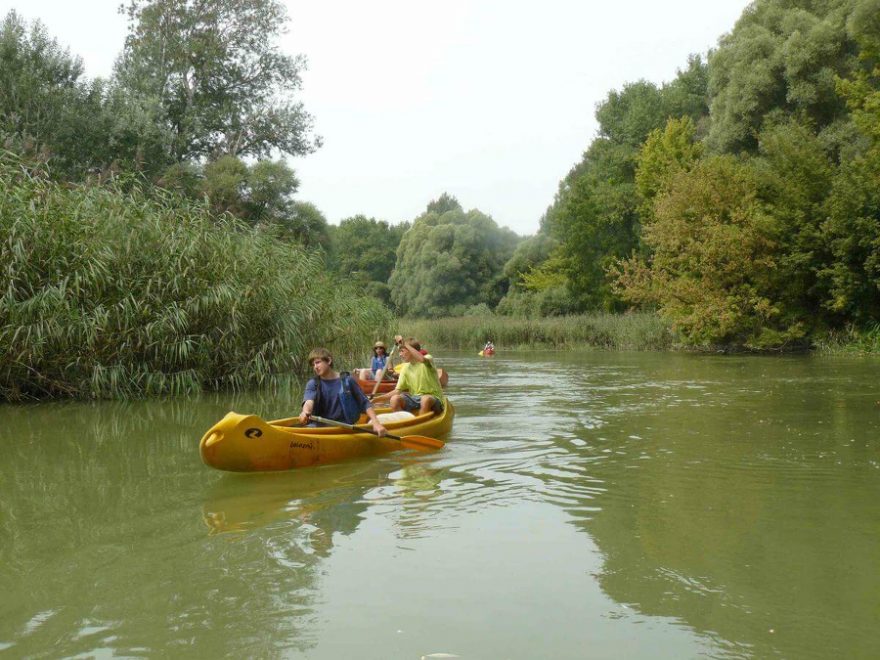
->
<box><xmin>5</xmin><ymin>0</ymin><xmax>752</xmax><ymax>235</ymax></box>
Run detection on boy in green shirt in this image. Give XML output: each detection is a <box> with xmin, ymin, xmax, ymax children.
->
<box><xmin>373</xmin><ymin>335</ymin><xmax>444</xmax><ymax>415</ymax></box>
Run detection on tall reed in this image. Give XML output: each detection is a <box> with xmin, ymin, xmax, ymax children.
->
<box><xmin>813</xmin><ymin>324</ymin><xmax>880</xmax><ymax>355</ymax></box>
<box><xmin>400</xmin><ymin>313</ymin><xmax>673</xmax><ymax>351</ymax></box>
<box><xmin>0</xmin><ymin>152</ymin><xmax>392</xmax><ymax>400</ymax></box>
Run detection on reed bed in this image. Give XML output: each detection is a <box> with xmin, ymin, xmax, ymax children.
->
<box><xmin>0</xmin><ymin>153</ymin><xmax>392</xmax><ymax>400</ymax></box>
<box><xmin>813</xmin><ymin>324</ymin><xmax>880</xmax><ymax>355</ymax></box>
<box><xmin>400</xmin><ymin>312</ymin><xmax>674</xmax><ymax>351</ymax></box>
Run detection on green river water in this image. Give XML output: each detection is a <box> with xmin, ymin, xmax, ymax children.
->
<box><xmin>1</xmin><ymin>351</ymin><xmax>879</xmax><ymax>659</ymax></box>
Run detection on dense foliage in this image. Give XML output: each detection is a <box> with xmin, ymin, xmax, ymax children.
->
<box><xmin>117</xmin><ymin>0</ymin><xmax>319</xmax><ymax>162</ymax></box>
<box><xmin>0</xmin><ymin>154</ymin><xmax>390</xmax><ymax>400</ymax></box>
<box><xmin>3</xmin><ymin>0</ymin><xmax>880</xmax><ymax>358</ymax></box>
<box><xmin>328</xmin><ymin>216</ymin><xmax>409</xmax><ymax>306</ymax></box>
<box><xmin>521</xmin><ymin>0</ymin><xmax>880</xmax><ymax>349</ymax></box>
<box><xmin>389</xmin><ymin>195</ymin><xmax>519</xmax><ymax>317</ymax></box>
<box><xmin>0</xmin><ymin>12</ymin><xmax>170</xmax><ymax>180</ymax></box>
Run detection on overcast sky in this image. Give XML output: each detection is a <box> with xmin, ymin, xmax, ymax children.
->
<box><xmin>6</xmin><ymin>0</ymin><xmax>752</xmax><ymax>235</ymax></box>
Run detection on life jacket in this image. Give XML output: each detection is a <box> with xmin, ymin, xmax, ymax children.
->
<box><xmin>311</xmin><ymin>371</ymin><xmax>361</xmax><ymax>425</ymax></box>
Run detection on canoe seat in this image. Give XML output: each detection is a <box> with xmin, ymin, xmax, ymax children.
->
<box><xmin>377</xmin><ymin>411</ymin><xmax>416</xmax><ymax>424</ymax></box>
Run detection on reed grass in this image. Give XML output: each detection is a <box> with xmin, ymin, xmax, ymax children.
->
<box><xmin>813</xmin><ymin>324</ymin><xmax>880</xmax><ymax>355</ymax></box>
<box><xmin>0</xmin><ymin>152</ymin><xmax>392</xmax><ymax>400</ymax></box>
<box><xmin>400</xmin><ymin>312</ymin><xmax>674</xmax><ymax>351</ymax></box>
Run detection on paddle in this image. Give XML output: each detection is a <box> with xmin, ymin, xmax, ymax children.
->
<box><xmin>309</xmin><ymin>414</ymin><xmax>444</xmax><ymax>451</ymax></box>
<box><xmin>370</xmin><ymin>343</ymin><xmax>398</xmax><ymax>399</ymax></box>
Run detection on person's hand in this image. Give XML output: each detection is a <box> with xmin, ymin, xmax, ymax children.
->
<box><xmin>372</xmin><ymin>421</ymin><xmax>387</xmax><ymax>437</ymax></box>
<box><xmin>298</xmin><ymin>411</ymin><xmax>310</xmax><ymax>425</ymax></box>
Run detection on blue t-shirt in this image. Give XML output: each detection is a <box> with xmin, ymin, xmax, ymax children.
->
<box><xmin>303</xmin><ymin>375</ymin><xmax>371</xmax><ymax>424</ymax></box>
<box><xmin>370</xmin><ymin>355</ymin><xmax>387</xmax><ymax>376</ymax></box>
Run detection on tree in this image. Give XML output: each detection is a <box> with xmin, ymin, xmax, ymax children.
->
<box><xmin>116</xmin><ymin>0</ymin><xmax>320</xmax><ymax>162</ymax></box>
<box><xmin>613</xmin><ymin>156</ymin><xmax>806</xmax><ymax>347</ymax></box>
<box><xmin>706</xmin><ymin>0</ymin><xmax>858</xmax><ymax>154</ymax></box>
<box><xmin>389</xmin><ymin>196</ymin><xmax>519</xmax><ymax>317</ymax></box>
<box><xmin>546</xmin><ymin>63</ymin><xmax>712</xmax><ymax>312</ymax></box>
<box><xmin>818</xmin><ymin>10</ymin><xmax>880</xmax><ymax>322</ymax></box>
<box><xmin>328</xmin><ymin>216</ymin><xmax>408</xmax><ymax>305</ymax></box>
<box><xmin>0</xmin><ymin>11</ymin><xmax>169</xmax><ymax>179</ymax></box>
<box><xmin>635</xmin><ymin>116</ymin><xmax>703</xmax><ymax>217</ymax></box>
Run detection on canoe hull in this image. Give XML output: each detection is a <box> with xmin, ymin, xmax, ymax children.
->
<box><xmin>199</xmin><ymin>401</ymin><xmax>454</xmax><ymax>472</ymax></box>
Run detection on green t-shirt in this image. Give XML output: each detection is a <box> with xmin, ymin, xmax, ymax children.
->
<box><xmin>397</xmin><ymin>358</ymin><xmax>443</xmax><ymax>401</ymax></box>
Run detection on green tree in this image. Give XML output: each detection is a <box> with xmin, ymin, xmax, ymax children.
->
<box><xmin>547</xmin><ymin>62</ymin><xmax>711</xmax><ymax>311</ymax></box>
<box><xmin>116</xmin><ymin>0</ymin><xmax>320</xmax><ymax>162</ymax></box>
<box><xmin>328</xmin><ymin>216</ymin><xmax>408</xmax><ymax>305</ymax></box>
<box><xmin>0</xmin><ymin>11</ymin><xmax>169</xmax><ymax>179</ymax></box>
<box><xmin>818</xmin><ymin>9</ymin><xmax>880</xmax><ymax>322</ymax></box>
<box><xmin>162</xmin><ymin>154</ymin><xmax>327</xmax><ymax>247</ymax></box>
<box><xmin>613</xmin><ymin>156</ymin><xmax>806</xmax><ymax>347</ymax></box>
<box><xmin>275</xmin><ymin>201</ymin><xmax>330</xmax><ymax>249</ymax></box>
<box><xmin>706</xmin><ymin>0</ymin><xmax>859</xmax><ymax>154</ymax></box>
<box><xmin>635</xmin><ymin>116</ymin><xmax>703</xmax><ymax>217</ymax></box>
<box><xmin>389</xmin><ymin>196</ymin><xmax>519</xmax><ymax>317</ymax></box>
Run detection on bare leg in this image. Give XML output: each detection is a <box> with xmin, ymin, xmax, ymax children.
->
<box><xmin>390</xmin><ymin>394</ymin><xmax>403</xmax><ymax>411</ymax></box>
<box><xmin>419</xmin><ymin>395</ymin><xmax>435</xmax><ymax>415</ymax></box>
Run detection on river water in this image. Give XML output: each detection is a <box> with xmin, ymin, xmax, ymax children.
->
<box><xmin>1</xmin><ymin>351</ymin><xmax>879</xmax><ymax>659</ymax></box>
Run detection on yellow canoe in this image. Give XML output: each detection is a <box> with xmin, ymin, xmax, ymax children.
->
<box><xmin>199</xmin><ymin>400</ymin><xmax>454</xmax><ymax>472</ymax></box>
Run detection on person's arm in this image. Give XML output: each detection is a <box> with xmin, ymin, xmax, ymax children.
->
<box><xmin>349</xmin><ymin>379</ymin><xmax>387</xmax><ymax>436</ymax></box>
<box><xmin>299</xmin><ymin>380</ymin><xmax>318</xmax><ymax>424</ymax></box>
<box><xmin>371</xmin><ymin>388</ymin><xmax>400</xmax><ymax>404</ymax></box>
<box><xmin>299</xmin><ymin>395</ymin><xmax>315</xmax><ymax>425</ymax></box>
<box><xmin>404</xmin><ymin>339</ymin><xmax>426</xmax><ymax>363</ymax></box>
<box><xmin>298</xmin><ymin>400</ymin><xmax>314</xmax><ymax>425</ymax></box>
<box><xmin>364</xmin><ymin>406</ymin><xmax>387</xmax><ymax>436</ymax></box>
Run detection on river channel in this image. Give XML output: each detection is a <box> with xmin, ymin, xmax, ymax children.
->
<box><xmin>1</xmin><ymin>351</ymin><xmax>879</xmax><ymax>658</ymax></box>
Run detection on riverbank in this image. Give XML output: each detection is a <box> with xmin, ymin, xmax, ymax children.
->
<box><xmin>400</xmin><ymin>313</ymin><xmax>675</xmax><ymax>351</ymax></box>
<box><xmin>400</xmin><ymin>314</ymin><xmax>880</xmax><ymax>355</ymax></box>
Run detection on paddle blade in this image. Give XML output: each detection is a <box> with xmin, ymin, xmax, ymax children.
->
<box><xmin>399</xmin><ymin>435</ymin><xmax>445</xmax><ymax>451</ymax></box>
<box><xmin>478</xmin><ymin>350</ymin><xmax>484</xmax><ymax>357</ymax></box>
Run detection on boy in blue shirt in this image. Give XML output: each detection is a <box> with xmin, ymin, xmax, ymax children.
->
<box><xmin>298</xmin><ymin>348</ymin><xmax>387</xmax><ymax>436</ymax></box>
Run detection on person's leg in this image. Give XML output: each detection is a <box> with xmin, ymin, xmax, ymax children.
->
<box><xmin>419</xmin><ymin>395</ymin><xmax>435</xmax><ymax>415</ymax></box>
<box><xmin>399</xmin><ymin>393</ymin><xmax>422</xmax><ymax>413</ymax></box>
<box><xmin>390</xmin><ymin>394</ymin><xmax>403</xmax><ymax>411</ymax></box>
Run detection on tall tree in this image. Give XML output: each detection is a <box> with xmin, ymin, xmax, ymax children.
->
<box><xmin>116</xmin><ymin>0</ymin><xmax>320</xmax><ymax>162</ymax></box>
<box><xmin>0</xmin><ymin>11</ymin><xmax>169</xmax><ymax>179</ymax></box>
<box><xmin>329</xmin><ymin>216</ymin><xmax>408</xmax><ymax>305</ymax></box>
<box><xmin>389</xmin><ymin>196</ymin><xmax>519</xmax><ymax>317</ymax></box>
<box><xmin>706</xmin><ymin>0</ymin><xmax>859</xmax><ymax>154</ymax></box>
<box><xmin>546</xmin><ymin>60</ymin><xmax>711</xmax><ymax>311</ymax></box>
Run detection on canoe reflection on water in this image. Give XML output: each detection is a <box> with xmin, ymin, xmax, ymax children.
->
<box><xmin>202</xmin><ymin>460</ymin><xmax>388</xmax><ymax>535</ymax></box>
<box><xmin>202</xmin><ymin>457</ymin><xmax>450</xmax><ymax>539</ymax></box>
